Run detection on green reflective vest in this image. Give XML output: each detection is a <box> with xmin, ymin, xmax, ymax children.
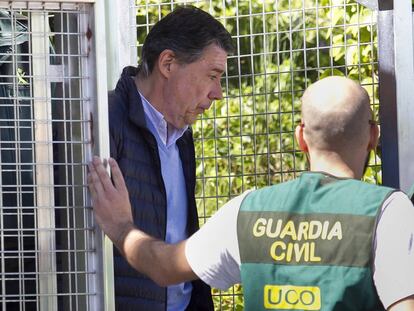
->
<box><xmin>237</xmin><ymin>172</ymin><xmax>394</xmax><ymax>311</ymax></box>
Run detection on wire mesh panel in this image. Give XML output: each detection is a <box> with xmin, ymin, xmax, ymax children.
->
<box><xmin>133</xmin><ymin>0</ymin><xmax>379</xmax><ymax>309</ymax></box>
<box><xmin>0</xmin><ymin>2</ymin><xmax>101</xmax><ymax>310</ymax></box>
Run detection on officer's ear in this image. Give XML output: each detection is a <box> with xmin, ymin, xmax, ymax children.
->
<box><xmin>367</xmin><ymin>122</ymin><xmax>379</xmax><ymax>151</ymax></box>
<box><xmin>157</xmin><ymin>49</ymin><xmax>176</xmax><ymax>79</ymax></box>
<box><xmin>295</xmin><ymin>122</ymin><xmax>308</xmax><ymax>153</ymax></box>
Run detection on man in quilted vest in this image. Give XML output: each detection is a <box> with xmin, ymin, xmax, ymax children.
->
<box><xmin>108</xmin><ymin>5</ymin><xmax>233</xmax><ymax>311</ymax></box>
<box><xmin>91</xmin><ymin>76</ymin><xmax>414</xmax><ymax>310</ymax></box>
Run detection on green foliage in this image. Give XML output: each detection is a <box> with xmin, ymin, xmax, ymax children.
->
<box><xmin>136</xmin><ymin>1</ymin><xmax>380</xmax><ymax>309</ymax></box>
<box><xmin>212</xmin><ymin>285</ymin><xmax>244</xmax><ymax>311</ymax></box>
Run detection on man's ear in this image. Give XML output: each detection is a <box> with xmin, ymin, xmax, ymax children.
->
<box><xmin>295</xmin><ymin>123</ymin><xmax>309</xmax><ymax>152</ymax></box>
<box><xmin>367</xmin><ymin>123</ymin><xmax>379</xmax><ymax>150</ymax></box>
<box><xmin>157</xmin><ymin>49</ymin><xmax>175</xmax><ymax>78</ymax></box>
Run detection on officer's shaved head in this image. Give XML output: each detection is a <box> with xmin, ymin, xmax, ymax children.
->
<box><xmin>301</xmin><ymin>76</ymin><xmax>372</xmax><ymax>153</ymax></box>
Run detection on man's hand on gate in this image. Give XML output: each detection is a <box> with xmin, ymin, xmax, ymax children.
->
<box><xmin>88</xmin><ymin>156</ymin><xmax>134</xmax><ymax>250</ymax></box>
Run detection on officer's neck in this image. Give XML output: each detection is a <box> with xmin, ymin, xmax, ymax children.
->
<box><xmin>308</xmin><ymin>150</ymin><xmax>365</xmax><ymax>180</ymax></box>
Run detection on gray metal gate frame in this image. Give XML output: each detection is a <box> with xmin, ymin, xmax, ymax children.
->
<box><xmin>361</xmin><ymin>0</ymin><xmax>414</xmax><ymax>192</ymax></box>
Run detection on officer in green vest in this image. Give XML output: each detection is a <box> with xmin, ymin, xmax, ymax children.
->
<box><xmin>88</xmin><ymin>76</ymin><xmax>414</xmax><ymax>310</ymax></box>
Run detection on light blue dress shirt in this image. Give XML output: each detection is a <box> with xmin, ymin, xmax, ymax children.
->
<box><xmin>140</xmin><ymin>92</ymin><xmax>193</xmax><ymax>311</ymax></box>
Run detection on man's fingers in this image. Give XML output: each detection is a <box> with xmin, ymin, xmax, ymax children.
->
<box><xmin>87</xmin><ymin>172</ymin><xmax>96</xmax><ymax>199</ymax></box>
<box><xmin>88</xmin><ymin>161</ymin><xmax>105</xmax><ymax>199</ymax></box>
<box><xmin>93</xmin><ymin>156</ymin><xmax>116</xmax><ymax>193</ymax></box>
<box><xmin>108</xmin><ymin>158</ymin><xmax>127</xmax><ymax>192</ymax></box>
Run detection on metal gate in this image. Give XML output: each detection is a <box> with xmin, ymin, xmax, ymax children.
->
<box><xmin>0</xmin><ymin>1</ymin><xmax>113</xmax><ymax>310</ymax></box>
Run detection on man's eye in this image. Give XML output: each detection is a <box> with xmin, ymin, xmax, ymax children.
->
<box><xmin>210</xmin><ymin>75</ymin><xmax>217</xmax><ymax>80</ymax></box>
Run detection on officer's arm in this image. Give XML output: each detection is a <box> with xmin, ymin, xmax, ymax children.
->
<box><xmin>88</xmin><ymin>156</ymin><xmax>198</xmax><ymax>286</ymax></box>
<box><xmin>388</xmin><ymin>296</ymin><xmax>414</xmax><ymax>311</ymax></box>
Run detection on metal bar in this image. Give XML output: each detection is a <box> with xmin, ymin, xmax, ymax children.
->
<box><xmin>78</xmin><ymin>4</ymin><xmax>100</xmax><ymax>310</ymax></box>
<box><xmin>3</xmin><ymin>0</ymin><xmax>95</xmax><ymax>3</ymax></box>
<box><xmin>0</xmin><ymin>1</ymin><xmax>92</xmax><ymax>10</ymax></box>
<box><xmin>91</xmin><ymin>0</ymin><xmax>115</xmax><ymax>310</ymax></box>
<box><xmin>393</xmin><ymin>1</ymin><xmax>414</xmax><ymax>192</ymax></box>
<box><xmin>105</xmin><ymin>0</ymin><xmax>137</xmax><ymax>89</ymax></box>
<box><xmin>378</xmin><ymin>0</ymin><xmax>398</xmax><ymax>188</ymax></box>
<box><xmin>31</xmin><ymin>11</ymin><xmax>58</xmax><ymax>311</ymax></box>
<box><xmin>378</xmin><ymin>0</ymin><xmax>414</xmax><ymax>191</ymax></box>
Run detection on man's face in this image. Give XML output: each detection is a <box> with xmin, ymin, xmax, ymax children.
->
<box><xmin>163</xmin><ymin>44</ymin><xmax>228</xmax><ymax>129</ymax></box>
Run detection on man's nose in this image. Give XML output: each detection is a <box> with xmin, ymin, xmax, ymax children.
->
<box><xmin>208</xmin><ymin>81</ymin><xmax>223</xmax><ymax>101</ymax></box>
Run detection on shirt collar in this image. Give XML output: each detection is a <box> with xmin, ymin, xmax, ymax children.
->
<box><xmin>139</xmin><ymin>92</ymin><xmax>188</xmax><ymax>147</ymax></box>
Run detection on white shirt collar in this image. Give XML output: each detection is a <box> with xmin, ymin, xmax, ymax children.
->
<box><xmin>139</xmin><ymin>92</ymin><xmax>188</xmax><ymax>147</ymax></box>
